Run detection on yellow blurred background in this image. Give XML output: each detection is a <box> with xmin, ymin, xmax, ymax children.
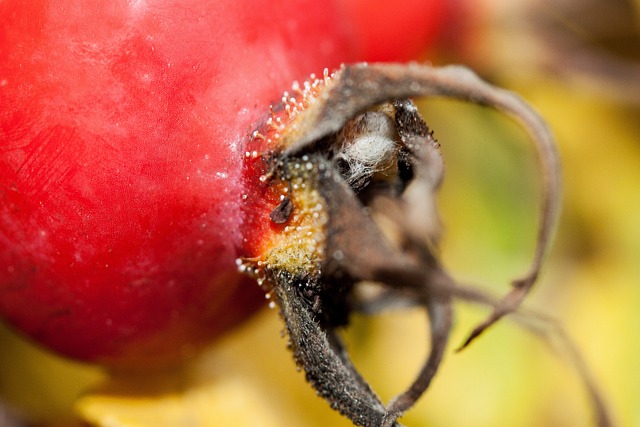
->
<box><xmin>2</xmin><ymin>1</ymin><xmax>639</xmax><ymax>426</ymax></box>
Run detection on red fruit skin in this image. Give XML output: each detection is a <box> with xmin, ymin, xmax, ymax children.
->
<box><xmin>337</xmin><ymin>0</ymin><xmax>453</xmax><ymax>61</ymax></box>
<box><xmin>0</xmin><ymin>0</ymin><xmax>451</xmax><ymax>369</ymax></box>
<box><xmin>0</xmin><ymin>0</ymin><xmax>360</xmax><ymax>369</ymax></box>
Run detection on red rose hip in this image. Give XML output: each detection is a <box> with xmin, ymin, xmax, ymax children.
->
<box><xmin>0</xmin><ymin>0</ymin><xmax>452</xmax><ymax>369</ymax></box>
<box><xmin>2</xmin><ymin>2</ymin><xmax>601</xmax><ymax>426</ymax></box>
<box><xmin>0</xmin><ymin>0</ymin><xmax>364</xmax><ymax>369</ymax></box>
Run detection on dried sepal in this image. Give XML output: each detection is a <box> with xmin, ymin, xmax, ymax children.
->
<box><xmin>237</xmin><ymin>62</ymin><xmax>611</xmax><ymax>427</ymax></box>
<box><xmin>270</xmin><ymin>268</ymin><xmax>391</xmax><ymax>427</ymax></box>
<box><xmin>280</xmin><ymin>63</ymin><xmax>562</xmax><ymax>349</ymax></box>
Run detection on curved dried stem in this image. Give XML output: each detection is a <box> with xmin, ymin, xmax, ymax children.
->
<box><xmin>382</xmin><ymin>297</ymin><xmax>452</xmax><ymax>427</ymax></box>
<box><xmin>354</xmin><ymin>275</ymin><xmax>614</xmax><ymax>427</ymax></box>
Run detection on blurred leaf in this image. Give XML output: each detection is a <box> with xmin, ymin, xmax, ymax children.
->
<box><xmin>76</xmin><ymin>310</ymin><xmax>355</xmax><ymax>427</ymax></box>
<box><xmin>0</xmin><ymin>323</ymin><xmax>104</xmax><ymax>425</ymax></box>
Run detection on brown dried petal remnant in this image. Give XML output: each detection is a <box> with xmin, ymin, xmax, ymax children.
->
<box><xmin>238</xmin><ymin>63</ymin><xmax>612</xmax><ymax>427</ymax></box>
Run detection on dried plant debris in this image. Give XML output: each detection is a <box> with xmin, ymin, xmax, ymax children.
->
<box><xmin>239</xmin><ymin>63</ymin><xmax>612</xmax><ymax>427</ymax></box>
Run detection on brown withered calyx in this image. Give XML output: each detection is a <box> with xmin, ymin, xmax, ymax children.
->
<box><xmin>241</xmin><ymin>63</ymin><xmax>612</xmax><ymax>427</ymax></box>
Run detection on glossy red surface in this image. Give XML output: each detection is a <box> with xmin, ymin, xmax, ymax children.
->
<box><xmin>0</xmin><ymin>0</ymin><xmax>450</xmax><ymax>368</ymax></box>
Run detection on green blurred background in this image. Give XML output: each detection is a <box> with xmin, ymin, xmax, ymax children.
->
<box><xmin>2</xmin><ymin>1</ymin><xmax>639</xmax><ymax>426</ymax></box>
